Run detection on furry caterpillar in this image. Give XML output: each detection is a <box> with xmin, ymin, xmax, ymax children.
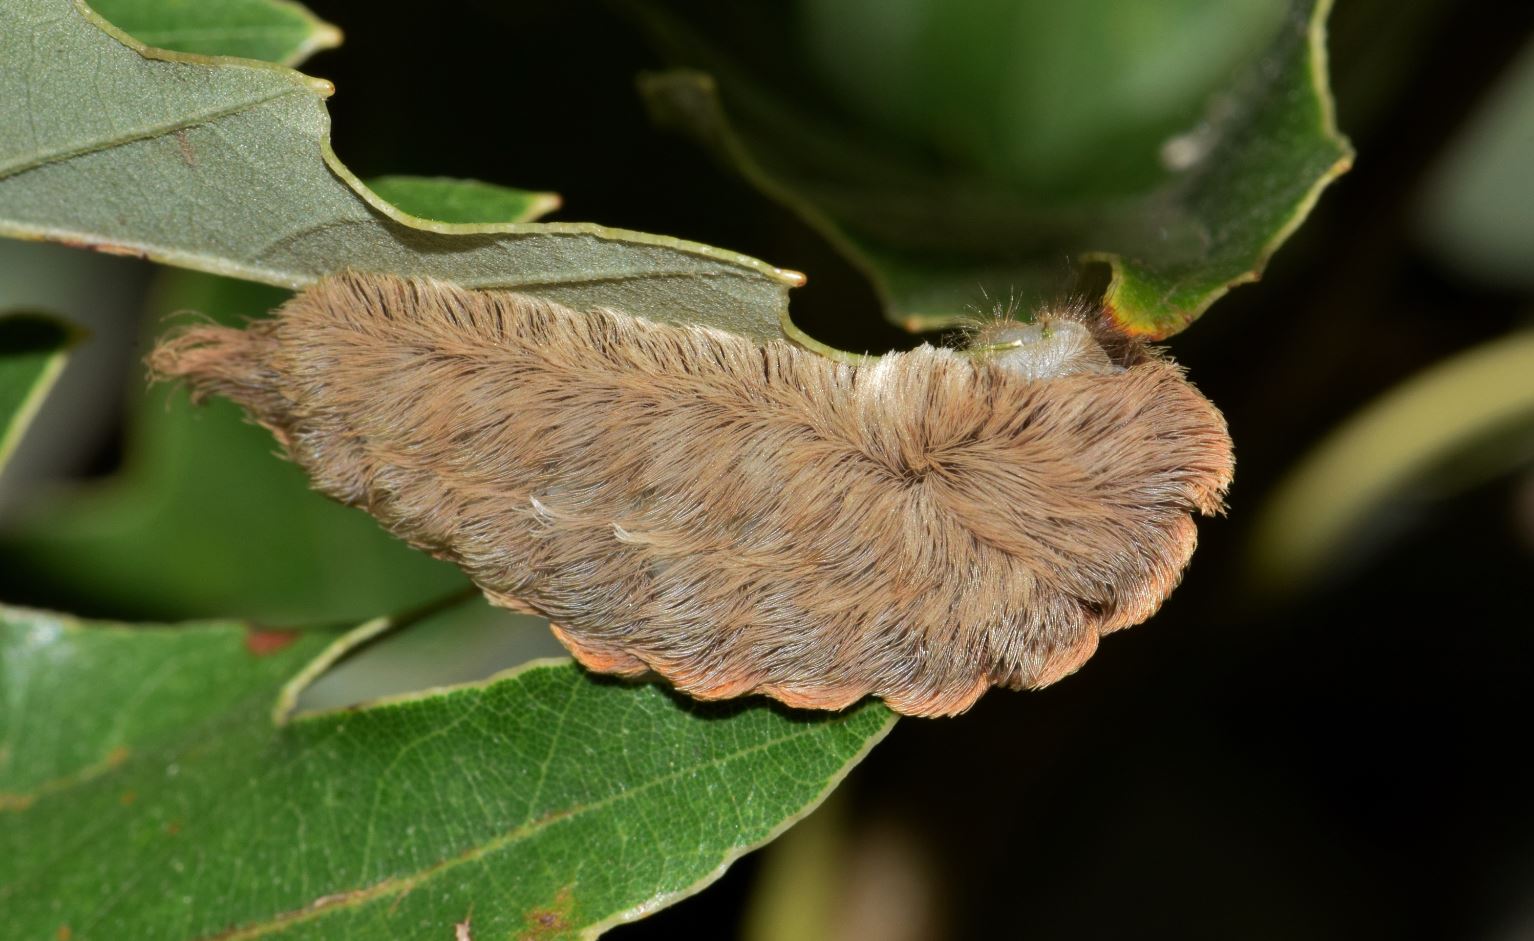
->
<box><xmin>150</xmin><ymin>272</ymin><xmax>1233</xmax><ymax>716</ymax></box>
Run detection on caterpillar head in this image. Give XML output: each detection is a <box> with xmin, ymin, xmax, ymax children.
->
<box><xmin>966</xmin><ymin>309</ymin><xmax>1122</xmax><ymax>381</ymax></box>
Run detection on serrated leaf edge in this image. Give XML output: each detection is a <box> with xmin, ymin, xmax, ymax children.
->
<box><xmin>581</xmin><ymin>707</ymin><xmax>895</xmax><ymax>940</ymax></box>
<box><xmin>1095</xmin><ymin>0</ymin><xmax>1356</xmax><ymax>338</ymax></box>
<box><xmin>2</xmin><ymin>602</ymin><xmax>895</xmax><ymax>939</ymax></box>
<box><xmin>36</xmin><ymin>2</ymin><xmax>806</xmax><ymax>295</ymax></box>
<box><xmin>269</xmin><ymin>602</ymin><xmax>898</xmax><ymax>939</ymax></box>
<box><xmin>638</xmin><ymin>0</ymin><xmax>1355</xmax><ymax>343</ymax></box>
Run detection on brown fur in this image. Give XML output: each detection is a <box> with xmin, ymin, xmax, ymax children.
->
<box><xmin>149</xmin><ymin>272</ymin><xmax>1233</xmax><ymax>716</ymax></box>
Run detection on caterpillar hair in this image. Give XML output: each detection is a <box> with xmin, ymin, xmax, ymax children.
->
<box><xmin>149</xmin><ymin>272</ymin><xmax>1233</xmax><ymax>716</ymax></box>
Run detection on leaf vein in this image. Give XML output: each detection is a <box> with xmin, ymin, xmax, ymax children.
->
<box><xmin>0</xmin><ymin>85</ymin><xmax>307</xmax><ymax>180</ymax></box>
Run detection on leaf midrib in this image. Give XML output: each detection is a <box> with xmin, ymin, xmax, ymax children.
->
<box><xmin>0</xmin><ymin>84</ymin><xmax>307</xmax><ymax>180</ymax></box>
<box><xmin>197</xmin><ymin>715</ymin><xmax>845</xmax><ymax>941</ymax></box>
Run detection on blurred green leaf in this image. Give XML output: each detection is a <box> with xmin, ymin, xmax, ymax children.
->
<box><xmin>89</xmin><ymin>0</ymin><xmax>340</xmax><ymax>66</ymax></box>
<box><xmin>799</xmin><ymin>0</ymin><xmax>1290</xmax><ymax>197</ymax></box>
<box><xmin>1415</xmin><ymin>35</ymin><xmax>1534</xmax><ymax>292</ymax></box>
<box><xmin>0</xmin><ymin>602</ymin><xmax>894</xmax><ymax>940</ymax></box>
<box><xmin>636</xmin><ymin>0</ymin><xmax>1352</xmax><ymax>338</ymax></box>
<box><xmin>0</xmin><ymin>271</ymin><xmax>467</xmax><ymax>625</ymax></box>
<box><xmin>0</xmin><ymin>313</ymin><xmax>77</xmax><ymax>476</ymax></box>
<box><xmin>1251</xmin><ymin>330</ymin><xmax>1534</xmax><ymax>593</ymax></box>
<box><xmin>0</xmin><ymin>160</ymin><xmax>760</xmax><ymax>620</ymax></box>
<box><xmin>0</xmin><ymin>0</ymin><xmax>802</xmax><ymax>342</ymax></box>
<box><xmin>0</xmin><ymin>168</ymin><xmax>624</xmax><ymax>622</ymax></box>
<box><xmin>743</xmin><ymin>795</ymin><xmax>845</xmax><ymax>941</ymax></box>
<box><xmin>367</xmin><ymin>175</ymin><xmax>562</xmax><ymax>225</ymax></box>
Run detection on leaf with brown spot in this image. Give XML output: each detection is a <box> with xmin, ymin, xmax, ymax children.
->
<box><xmin>0</xmin><ymin>600</ymin><xmax>893</xmax><ymax>939</ymax></box>
<box><xmin>244</xmin><ymin>627</ymin><xmax>300</xmax><ymax>656</ymax></box>
<box><xmin>521</xmin><ymin>887</ymin><xmax>575</xmax><ymax>940</ymax></box>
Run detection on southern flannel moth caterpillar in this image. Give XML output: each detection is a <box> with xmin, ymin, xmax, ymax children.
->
<box><xmin>150</xmin><ymin>272</ymin><xmax>1233</xmax><ymax>716</ymax></box>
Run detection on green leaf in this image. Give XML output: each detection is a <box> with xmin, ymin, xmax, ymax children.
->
<box><xmin>0</xmin><ymin>607</ymin><xmax>338</xmax><ymax>806</ymax></box>
<box><xmin>1414</xmin><ymin>37</ymin><xmax>1534</xmax><ymax>292</ymax></box>
<box><xmin>0</xmin><ymin>168</ymin><xmax>614</xmax><ymax>622</ymax></box>
<box><xmin>368</xmin><ymin>176</ymin><xmax>562</xmax><ymax>225</ymax></box>
<box><xmin>1250</xmin><ymin>330</ymin><xmax>1534</xmax><ymax>594</ymax></box>
<box><xmin>0</xmin><ymin>271</ymin><xmax>467</xmax><ymax>624</ymax></box>
<box><xmin>0</xmin><ymin>0</ymin><xmax>802</xmax><ymax>342</ymax></box>
<box><xmin>636</xmin><ymin>0</ymin><xmax>1353</xmax><ymax>338</ymax></box>
<box><xmin>0</xmin><ymin>602</ymin><xmax>895</xmax><ymax>940</ymax></box>
<box><xmin>0</xmin><ymin>313</ymin><xmax>77</xmax><ymax>476</ymax></box>
<box><xmin>89</xmin><ymin>0</ymin><xmax>341</xmax><ymax>66</ymax></box>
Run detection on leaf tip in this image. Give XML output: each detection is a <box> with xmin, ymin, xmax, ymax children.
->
<box><xmin>527</xmin><ymin>192</ymin><xmax>564</xmax><ymax>222</ymax></box>
<box><xmin>311</xmin><ymin>21</ymin><xmax>343</xmax><ymax>53</ymax></box>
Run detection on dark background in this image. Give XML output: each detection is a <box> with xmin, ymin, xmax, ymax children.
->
<box><xmin>299</xmin><ymin>1</ymin><xmax>1534</xmax><ymax>936</ymax></box>
<box><xmin>13</xmin><ymin>0</ymin><xmax>1534</xmax><ymax>937</ymax></box>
